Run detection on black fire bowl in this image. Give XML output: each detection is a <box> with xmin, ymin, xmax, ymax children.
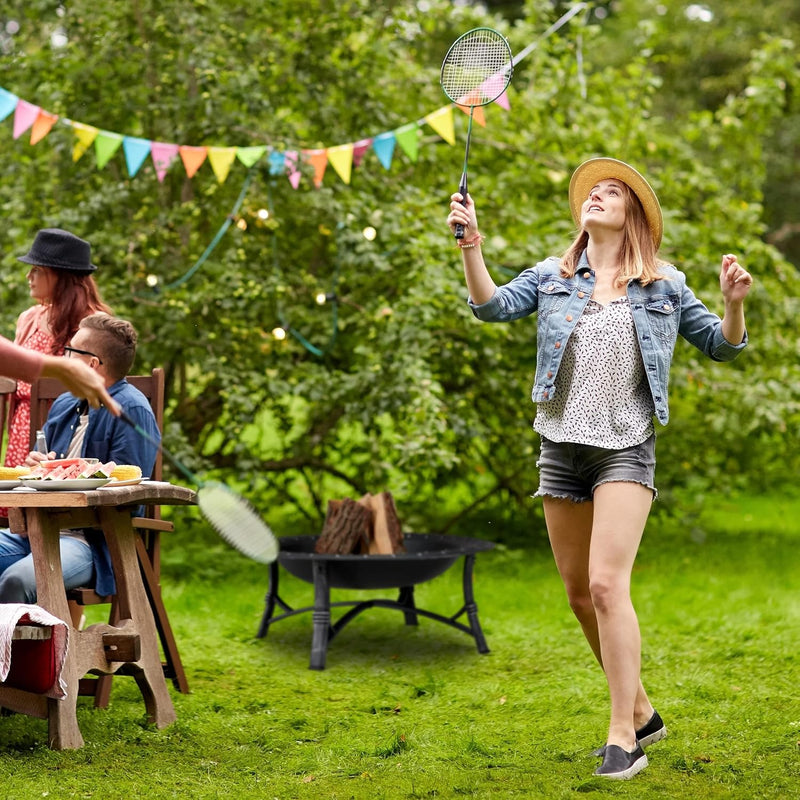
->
<box><xmin>278</xmin><ymin>533</ymin><xmax>495</xmax><ymax>590</ymax></box>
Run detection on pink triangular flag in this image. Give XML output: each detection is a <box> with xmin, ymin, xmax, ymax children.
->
<box><xmin>13</xmin><ymin>100</ymin><xmax>40</xmax><ymax>140</ymax></box>
<box><xmin>285</xmin><ymin>150</ymin><xmax>301</xmax><ymax>189</ymax></box>
<box><xmin>480</xmin><ymin>73</ymin><xmax>505</xmax><ymax>103</ymax></box>
<box><xmin>151</xmin><ymin>142</ymin><xmax>179</xmax><ymax>182</ymax></box>
<box><xmin>352</xmin><ymin>137</ymin><xmax>373</xmax><ymax>168</ymax></box>
<box><xmin>493</xmin><ymin>90</ymin><xmax>510</xmax><ymax>110</ymax></box>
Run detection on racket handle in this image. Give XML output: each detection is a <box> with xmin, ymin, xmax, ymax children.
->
<box><xmin>454</xmin><ymin>175</ymin><xmax>468</xmax><ymax>240</ymax></box>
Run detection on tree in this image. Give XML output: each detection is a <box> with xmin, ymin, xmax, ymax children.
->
<box><xmin>0</xmin><ymin>0</ymin><xmax>796</xmax><ymax>543</ymax></box>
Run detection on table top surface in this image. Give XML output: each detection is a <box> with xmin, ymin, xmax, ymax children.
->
<box><xmin>0</xmin><ymin>480</ymin><xmax>196</xmax><ymax>508</ymax></box>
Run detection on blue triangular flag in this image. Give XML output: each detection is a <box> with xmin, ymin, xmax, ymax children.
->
<box><xmin>268</xmin><ymin>149</ymin><xmax>285</xmax><ymax>176</ymax></box>
<box><xmin>372</xmin><ymin>132</ymin><xmax>396</xmax><ymax>171</ymax></box>
<box><xmin>123</xmin><ymin>136</ymin><xmax>152</xmax><ymax>177</ymax></box>
<box><xmin>0</xmin><ymin>88</ymin><xmax>19</xmax><ymax>122</ymax></box>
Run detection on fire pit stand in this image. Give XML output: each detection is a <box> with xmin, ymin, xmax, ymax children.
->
<box><xmin>257</xmin><ymin>533</ymin><xmax>495</xmax><ymax>670</ymax></box>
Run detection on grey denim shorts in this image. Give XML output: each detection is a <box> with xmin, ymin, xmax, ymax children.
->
<box><xmin>534</xmin><ymin>434</ymin><xmax>657</xmax><ymax>503</ymax></box>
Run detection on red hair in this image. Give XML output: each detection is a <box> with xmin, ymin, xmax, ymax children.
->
<box><xmin>46</xmin><ymin>270</ymin><xmax>112</xmax><ymax>353</ymax></box>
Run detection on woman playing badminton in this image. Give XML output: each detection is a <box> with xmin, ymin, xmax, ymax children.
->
<box><xmin>446</xmin><ymin>158</ymin><xmax>752</xmax><ymax>780</ymax></box>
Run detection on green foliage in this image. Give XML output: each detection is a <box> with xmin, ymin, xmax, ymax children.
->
<box><xmin>0</xmin><ymin>1</ymin><xmax>797</xmax><ymax>539</ymax></box>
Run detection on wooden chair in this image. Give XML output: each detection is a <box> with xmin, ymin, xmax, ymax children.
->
<box><xmin>29</xmin><ymin>368</ymin><xmax>189</xmax><ymax>707</ymax></box>
<box><xmin>0</xmin><ymin>375</ymin><xmax>17</xmax><ymax>470</ymax></box>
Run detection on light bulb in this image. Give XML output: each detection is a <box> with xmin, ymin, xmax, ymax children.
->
<box><xmin>272</xmin><ymin>327</ymin><xmax>287</xmax><ymax>341</ymax></box>
<box><xmin>146</xmin><ymin>274</ymin><xmax>159</xmax><ymax>287</ymax></box>
<box><xmin>362</xmin><ymin>226</ymin><xmax>377</xmax><ymax>241</ymax></box>
<box><xmin>257</xmin><ymin>208</ymin><xmax>269</xmax><ymax>220</ymax></box>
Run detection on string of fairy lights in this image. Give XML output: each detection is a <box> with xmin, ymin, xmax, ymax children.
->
<box><xmin>140</xmin><ymin>4</ymin><xmax>590</xmax><ymax>357</ymax></box>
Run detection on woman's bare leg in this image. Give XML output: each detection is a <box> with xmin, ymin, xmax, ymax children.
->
<box><xmin>543</xmin><ymin>489</ymin><xmax>655</xmax><ymax>745</ymax></box>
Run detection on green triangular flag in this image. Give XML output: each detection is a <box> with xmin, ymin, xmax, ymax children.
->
<box><xmin>94</xmin><ymin>130</ymin><xmax>123</xmax><ymax>169</ymax></box>
<box><xmin>394</xmin><ymin>122</ymin><xmax>419</xmax><ymax>163</ymax></box>
<box><xmin>236</xmin><ymin>146</ymin><xmax>267</xmax><ymax>168</ymax></box>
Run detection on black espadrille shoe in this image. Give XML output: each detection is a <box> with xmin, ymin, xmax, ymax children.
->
<box><xmin>594</xmin><ymin>742</ymin><xmax>648</xmax><ymax>779</ymax></box>
<box><xmin>591</xmin><ymin>710</ymin><xmax>667</xmax><ymax>757</ymax></box>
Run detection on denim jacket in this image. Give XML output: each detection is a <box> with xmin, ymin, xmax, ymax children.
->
<box><xmin>469</xmin><ymin>252</ymin><xmax>748</xmax><ymax>426</ymax></box>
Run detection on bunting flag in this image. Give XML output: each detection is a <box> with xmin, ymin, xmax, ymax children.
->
<box><xmin>268</xmin><ymin>149</ymin><xmax>286</xmax><ymax>176</ymax></box>
<box><xmin>179</xmin><ymin>145</ymin><xmax>208</xmax><ymax>178</ymax></box>
<box><xmin>94</xmin><ymin>130</ymin><xmax>123</xmax><ymax>169</ymax></box>
<box><xmin>208</xmin><ymin>146</ymin><xmax>237</xmax><ymax>183</ymax></box>
<box><xmin>352</xmin><ymin>137</ymin><xmax>372</xmax><ymax>168</ymax></box>
<box><xmin>30</xmin><ymin>110</ymin><xmax>58</xmax><ymax>145</ymax></box>
<box><xmin>236</xmin><ymin>145</ymin><xmax>266</xmax><ymax>168</ymax></box>
<box><xmin>304</xmin><ymin>149</ymin><xmax>328</xmax><ymax>188</ymax></box>
<box><xmin>372</xmin><ymin>132</ymin><xmax>396</xmax><ymax>171</ymax></box>
<box><xmin>424</xmin><ymin>106</ymin><xmax>455</xmax><ymax>146</ymax></box>
<box><xmin>394</xmin><ymin>122</ymin><xmax>419</xmax><ymax>163</ymax></box>
<box><xmin>13</xmin><ymin>100</ymin><xmax>39</xmax><ymax>139</ymax></box>
<box><xmin>285</xmin><ymin>150</ymin><xmax>301</xmax><ymax>189</ymax></box>
<box><xmin>0</xmin><ymin>82</ymin><xmax>509</xmax><ymax>188</ymax></box>
<box><xmin>70</xmin><ymin>121</ymin><xmax>98</xmax><ymax>161</ymax></box>
<box><xmin>0</xmin><ymin>88</ymin><xmax>17</xmax><ymax>122</ymax></box>
<box><xmin>327</xmin><ymin>143</ymin><xmax>354</xmax><ymax>185</ymax></box>
<box><xmin>151</xmin><ymin>142</ymin><xmax>179</xmax><ymax>182</ymax></box>
<box><xmin>123</xmin><ymin>136</ymin><xmax>152</xmax><ymax>177</ymax></box>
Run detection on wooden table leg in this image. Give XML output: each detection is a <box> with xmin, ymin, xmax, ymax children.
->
<box><xmin>25</xmin><ymin>509</ymin><xmax>84</xmax><ymax>750</ymax></box>
<box><xmin>98</xmin><ymin>507</ymin><xmax>176</xmax><ymax>728</ymax></box>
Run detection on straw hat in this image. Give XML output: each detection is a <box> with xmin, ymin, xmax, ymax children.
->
<box><xmin>568</xmin><ymin>157</ymin><xmax>663</xmax><ymax>249</ymax></box>
<box><xmin>17</xmin><ymin>228</ymin><xmax>97</xmax><ymax>273</ymax></box>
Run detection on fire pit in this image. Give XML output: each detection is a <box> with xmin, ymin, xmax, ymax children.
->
<box><xmin>257</xmin><ymin>533</ymin><xmax>495</xmax><ymax>670</ymax></box>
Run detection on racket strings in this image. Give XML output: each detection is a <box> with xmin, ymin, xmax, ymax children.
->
<box><xmin>441</xmin><ymin>30</ymin><xmax>512</xmax><ymax>104</ymax></box>
<box><xmin>197</xmin><ymin>482</ymin><xmax>279</xmax><ymax>564</ymax></box>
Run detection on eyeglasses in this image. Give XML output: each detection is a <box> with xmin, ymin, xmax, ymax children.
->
<box><xmin>64</xmin><ymin>346</ymin><xmax>103</xmax><ymax>365</ymax></box>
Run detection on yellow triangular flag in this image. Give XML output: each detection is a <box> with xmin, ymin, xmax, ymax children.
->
<box><xmin>327</xmin><ymin>143</ymin><xmax>354</xmax><ymax>185</ymax></box>
<box><xmin>207</xmin><ymin>146</ymin><xmax>237</xmax><ymax>183</ymax></box>
<box><xmin>71</xmin><ymin>122</ymin><xmax>99</xmax><ymax>162</ymax></box>
<box><xmin>424</xmin><ymin>106</ymin><xmax>455</xmax><ymax>146</ymax></box>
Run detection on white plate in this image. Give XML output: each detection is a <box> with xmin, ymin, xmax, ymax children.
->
<box><xmin>19</xmin><ymin>478</ymin><xmax>112</xmax><ymax>491</ymax></box>
<box><xmin>99</xmin><ymin>477</ymin><xmax>145</xmax><ymax>488</ymax></box>
<box><xmin>0</xmin><ymin>479</ymin><xmax>22</xmax><ymax>490</ymax></box>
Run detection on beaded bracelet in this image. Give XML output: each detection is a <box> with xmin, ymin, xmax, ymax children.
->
<box><xmin>456</xmin><ymin>232</ymin><xmax>485</xmax><ymax>249</ymax></box>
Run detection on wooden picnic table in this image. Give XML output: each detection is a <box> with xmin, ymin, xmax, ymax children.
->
<box><xmin>0</xmin><ymin>481</ymin><xmax>195</xmax><ymax>749</ymax></box>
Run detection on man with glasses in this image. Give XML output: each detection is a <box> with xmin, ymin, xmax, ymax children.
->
<box><xmin>0</xmin><ymin>314</ymin><xmax>160</xmax><ymax>603</ymax></box>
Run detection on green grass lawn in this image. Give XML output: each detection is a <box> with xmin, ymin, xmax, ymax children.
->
<box><xmin>1</xmin><ymin>493</ymin><xmax>799</xmax><ymax>799</ymax></box>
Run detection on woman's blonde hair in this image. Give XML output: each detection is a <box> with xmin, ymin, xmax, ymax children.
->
<box><xmin>561</xmin><ymin>182</ymin><xmax>665</xmax><ymax>286</ymax></box>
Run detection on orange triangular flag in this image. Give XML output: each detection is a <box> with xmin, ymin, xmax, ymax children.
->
<box><xmin>327</xmin><ymin>143</ymin><xmax>354</xmax><ymax>185</ymax></box>
<box><xmin>304</xmin><ymin>149</ymin><xmax>328</xmax><ymax>188</ymax></box>
<box><xmin>424</xmin><ymin>106</ymin><xmax>455</xmax><ymax>145</ymax></box>
<box><xmin>207</xmin><ymin>146</ymin><xmax>237</xmax><ymax>183</ymax></box>
<box><xmin>456</xmin><ymin>99</ymin><xmax>486</xmax><ymax>127</ymax></box>
<box><xmin>179</xmin><ymin>145</ymin><xmax>208</xmax><ymax>178</ymax></box>
<box><xmin>30</xmin><ymin>110</ymin><xmax>58</xmax><ymax>145</ymax></box>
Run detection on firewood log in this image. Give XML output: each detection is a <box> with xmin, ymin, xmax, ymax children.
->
<box><xmin>315</xmin><ymin>497</ymin><xmax>373</xmax><ymax>554</ymax></box>
<box><xmin>368</xmin><ymin>491</ymin><xmax>405</xmax><ymax>554</ymax></box>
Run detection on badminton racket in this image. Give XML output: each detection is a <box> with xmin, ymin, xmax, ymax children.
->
<box><xmin>440</xmin><ymin>27</ymin><xmax>513</xmax><ymax>239</ymax></box>
<box><xmin>116</xmin><ymin>409</ymin><xmax>279</xmax><ymax>564</ymax></box>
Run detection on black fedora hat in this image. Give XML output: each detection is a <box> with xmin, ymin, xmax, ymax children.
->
<box><xmin>17</xmin><ymin>228</ymin><xmax>97</xmax><ymax>273</ymax></box>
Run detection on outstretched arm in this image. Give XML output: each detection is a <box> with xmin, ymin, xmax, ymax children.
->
<box><xmin>718</xmin><ymin>254</ymin><xmax>752</xmax><ymax>345</ymax></box>
<box><xmin>447</xmin><ymin>193</ymin><xmax>497</xmax><ymax>305</ymax></box>
<box><xmin>40</xmin><ymin>355</ymin><xmax>119</xmax><ymax>414</ymax></box>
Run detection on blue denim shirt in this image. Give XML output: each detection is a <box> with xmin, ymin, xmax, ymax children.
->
<box><xmin>43</xmin><ymin>378</ymin><xmax>160</xmax><ymax>596</ymax></box>
<box><xmin>469</xmin><ymin>252</ymin><xmax>748</xmax><ymax>427</ymax></box>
